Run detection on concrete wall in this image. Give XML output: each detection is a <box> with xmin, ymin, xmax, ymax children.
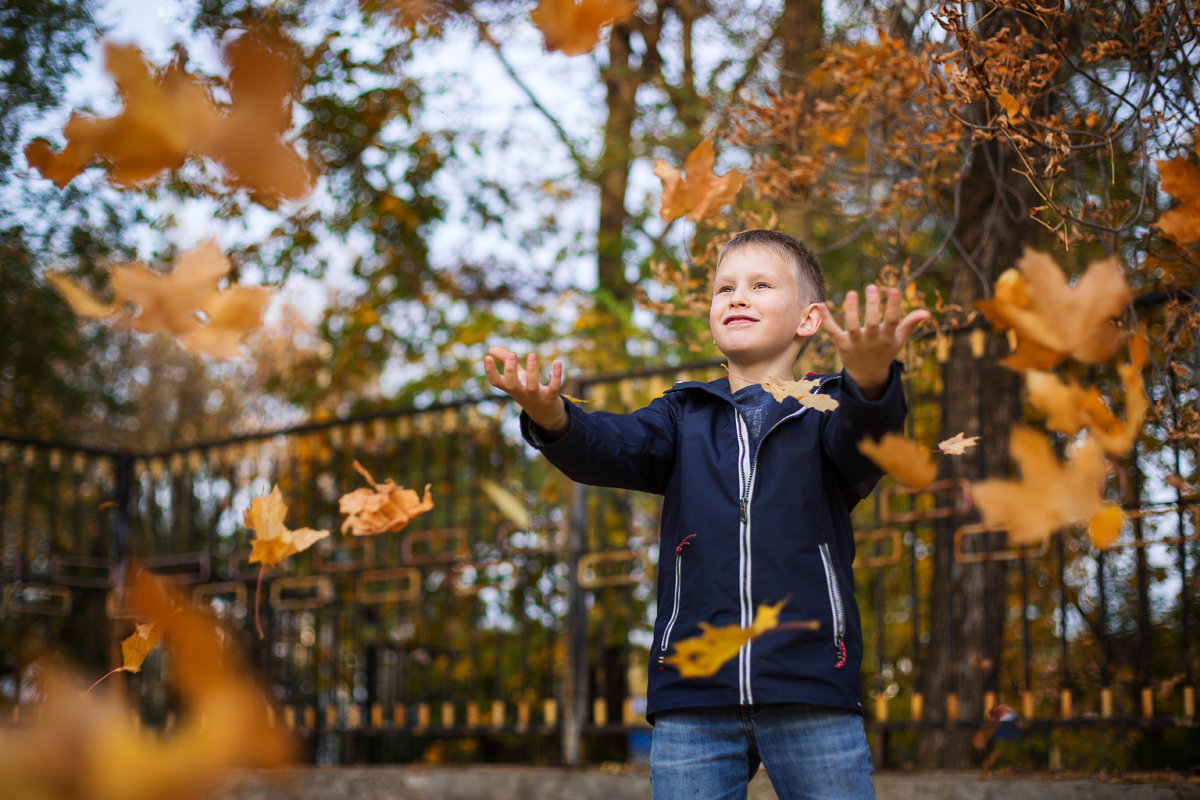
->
<box><xmin>218</xmin><ymin>766</ymin><xmax>1200</xmax><ymax>800</ymax></box>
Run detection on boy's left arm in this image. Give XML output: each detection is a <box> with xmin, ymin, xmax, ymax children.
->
<box><xmin>817</xmin><ymin>285</ymin><xmax>930</xmax><ymax>496</ymax></box>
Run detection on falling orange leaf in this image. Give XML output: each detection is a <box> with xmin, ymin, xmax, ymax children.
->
<box><xmin>1155</xmin><ymin>136</ymin><xmax>1200</xmax><ymax>243</ymax></box>
<box><xmin>938</xmin><ymin>432</ymin><xmax>979</xmax><ymax>455</ymax></box>
<box><xmin>761</xmin><ymin>374</ymin><xmax>840</xmax><ymax>411</ymax></box>
<box><xmin>969</xmin><ymin>427</ymin><xmax>1115</xmax><ymax>546</ymax></box>
<box><xmin>244</xmin><ymin>486</ymin><xmax>329</xmax><ymax>637</ymax></box>
<box><xmin>531</xmin><ymin>0</ymin><xmax>637</xmax><ymax>56</ymax></box>
<box><xmin>25</xmin><ymin>33</ymin><xmax>313</xmax><ymax>204</ymax></box>
<box><xmin>339</xmin><ymin>460</ymin><xmax>433</xmax><ymax>536</ymax></box>
<box><xmin>1025</xmin><ymin>330</ymin><xmax>1149</xmax><ymax>456</ymax></box>
<box><xmin>663</xmin><ymin>599</ymin><xmax>817</xmax><ymax>678</ymax></box>
<box><xmin>48</xmin><ymin>241</ymin><xmax>275</xmax><ymax>359</ymax></box>
<box><xmin>1087</xmin><ymin>503</ymin><xmax>1125</xmax><ymax>550</ymax></box>
<box><xmin>87</xmin><ymin>618</ymin><xmax>169</xmax><ymax>692</ymax></box>
<box><xmin>654</xmin><ymin>137</ymin><xmax>745</xmax><ymax>222</ymax></box>
<box><xmin>0</xmin><ymin>571</ymin><xmax>293</xmax><ymax>800</ymax></box>
<box><xmin>976</xmin><ymin>249</ymin><xmax>1133</xmax><ymax>370</ymax></box>
<box><xmin>857</xmin><ymin>433</ymin><xmax>937</xmax><ymax>490</ymax></box>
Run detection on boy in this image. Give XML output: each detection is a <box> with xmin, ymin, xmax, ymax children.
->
<box><xmin>484</xmin><ymin>229</ymin><xmax>929</xmax><ymax>799</ymax></box>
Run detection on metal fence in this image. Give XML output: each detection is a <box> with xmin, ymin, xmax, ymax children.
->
<box><xmin>1</xmin><ymin>314</ymin><xmax>1197</xmax><ymax>769</ymax></box>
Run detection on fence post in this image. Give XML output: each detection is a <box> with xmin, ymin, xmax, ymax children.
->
<box><xmin>111</xmin><ymin>452</ymin><xmax>134</xmax><ymax>589</ymax></box>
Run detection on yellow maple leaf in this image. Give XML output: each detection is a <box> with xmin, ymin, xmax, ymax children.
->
<box><xmin>976</xmin><ymin>249</ymin><xmax>1133</xmax><ymax>370</ymax></box>
<box><xmin>857</xmin><ymin>432</ymin><xmax>937</xmax><ymax>490</ymax></box>
<box><xmin>339</xmin><ymin>460</ymin><xmax>434</xmax><ymax>536</ymax></box>
<box><xmin>244</xmin><ymin>485</ymin><xmax>329</xmax><ymax>567</ymax></box>
<box><xmin>761</xmin><ymin>374</ymin><xmax>840</xmax><ymax>411</ymax></box>
<box><xmin>969</xmin><ymin>427</ymin><xmax>1111</xmax><ymax>546</ymax></box>
<box><xmin>654</xmin><ymin>137</ymin><xmax>745</xmax><ymax>222</ymax></box>
<box><xmin>937</xmin><ymin>432</ymin><xmax>980</xmax><ymax>455</ymax></box>
<box><xmin>178</xmin><ymin>284</ymin><xmax>275</xmax><ymax>359</ymax></box>
<box><xmin>530</xmin><ymin>0</ymin><xmax>637</xmax><ymax>56</ymax></box>
<box><xmin>479</xmin><ymin>478</ymin><xmax>531</xmax><ymax>529</ymax></box>
<box><xmin>663</xmin><ymin>599</ymin><xmax>816</xmax><ymax>678</ymax></box>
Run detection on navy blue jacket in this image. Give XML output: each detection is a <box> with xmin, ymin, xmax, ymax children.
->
<box><xmin>521</xmin><ymin>361</ymin><xmax>907</xmax><ymax>718</ymax></box>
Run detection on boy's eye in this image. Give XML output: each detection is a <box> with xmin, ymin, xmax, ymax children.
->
<box><xmin>716</xmin><ymin>285</ymin><xmax>732</xmax><ymax>293</ymax></box>
<box><xmin>755</xmin><ymin>282</ymin><xmax>770</xmax><ymax>289</ymax></box>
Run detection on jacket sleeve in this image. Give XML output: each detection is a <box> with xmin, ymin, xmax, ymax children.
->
<box><xmin>819</xmin><ymin>360</ymin><xmax>908</xmax><ymax>500</ymax></box>
<box><xmin>520</xmin><ymin>394</ymin><xmax>679</xmax><ymax>495</ymax></box>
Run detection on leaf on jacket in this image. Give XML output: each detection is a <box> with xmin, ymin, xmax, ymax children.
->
<box><xmin>479</xmin><ymin>478</ymin><xmax>531</xmax><ymax>529</ymax></box>
<box><xmin>1025</xmin><ymin>329</ymin><xmax>1148</xmax><ymax>456</ymax></box>
<box><xmin>663</xmin><ymin>599</ymin><xmax>809</xmax><ymax>678</ymax></box>
<box><xmin>857</xmin><ymin>433</ymin><xmax>937</xmax><ymax>490</ymax></box>
<box><xmin>339</xmin><ymin>460</ymin><xmax>434</xmax><ymax>536</ymax></box>
<box><xmin>530</xmin><ymin>0</ymin><xmax>637</xmax><ymax>56</ymax></box>
<box><xmin>937</xmin><ymin>432</ymin><xmax>979</xmax><ymax>455</ymax></box>
<box><xmin>975</xmin><ymin>249</ymin><xmax>1133</xmax><ymax>370</ymax></box>
<box><xmin>1155</xmin><ymin>135</ymin><xmax>1200</xmax><ymax>243</ymax></box>
<box><xmin>654</xmin><ymin>137</ymin><xmax>745</xmax><ymax>222</ymax></box>
<box><xmin>761</xmin><ymin>374</ymin><xmax>840</xmax><ymax>411</ymax></box>
<box><xmin>48</xmin><ymin>240</ymin><xmax>275</xmax><ymax>359</ymax></box>
<box><xmin>969</xmin><ymin>427</ymin><xmax>1118</xmax><ymax>547</ymax></box>
<box><xmin>24</xmin><ymin>33</ymin><xmax>313</xmax><ymax>204</ymax></box>
<box><xmin>0</xmin><ymin>572</ymin><xmax>293</xmax><ymax>800</ymax></box>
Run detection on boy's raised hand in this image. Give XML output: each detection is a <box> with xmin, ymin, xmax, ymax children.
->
<box><xmin>817</xmin><ymin>285</ymin><xmax>930</xmax><ymax>400</ymax></box>
<box><xmin>484</xmin><ymin>346</ymin><xmax>569</xmax><ymax>436</ymax></box>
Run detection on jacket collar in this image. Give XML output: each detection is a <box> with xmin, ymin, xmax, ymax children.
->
<box><xmin>666</xmin><ymin>372</ymin><xmax>840</xmax><ymax>402</ymax></box>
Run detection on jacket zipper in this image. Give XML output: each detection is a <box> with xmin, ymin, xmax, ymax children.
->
<box><xmin>657</xmin><ymin>534</ymin><xmax>695</xmax><ymax>663</ymax></box>
<box><xmin>818</xmin><ymin>542</ymin><xmax>848</xmax><ymax>668</ymax></box>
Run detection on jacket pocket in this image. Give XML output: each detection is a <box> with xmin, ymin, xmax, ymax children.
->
<box><xmin>658</xmin><ymin>534</ymin><xmax>695</xmax><ymax>659</ymax></box>
<box><xmin>818</xmin><ymin>542</ymin><xmax>847</xmax><ymax>669</ymax></box>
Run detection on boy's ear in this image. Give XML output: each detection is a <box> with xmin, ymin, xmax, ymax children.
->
<box><xmin>796</xmin><ymin>302</ymin><xmax>823</xmax><ymax>337</ymax></box>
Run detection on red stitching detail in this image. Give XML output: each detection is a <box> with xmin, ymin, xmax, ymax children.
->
<box><xmin>675</xmin><ymin>533</ymin><xmax>697</xmax><ymax>555</ymax></box>
<box><xmin>834</xmin><ymin>639</ymin><xmax>847</xmax><ymax>669</ymax></box>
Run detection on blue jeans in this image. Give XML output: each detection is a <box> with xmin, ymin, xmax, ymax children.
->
<box><xmin>650</xmin><ymin>704</ymin><xmax>875</xmax><ymax>800</ymax></box>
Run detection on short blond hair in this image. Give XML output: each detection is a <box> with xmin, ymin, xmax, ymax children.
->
<box><xmin>716</xmin><ymin>229</ymin><xmax>826</xmax><ymax>306</ymax></box>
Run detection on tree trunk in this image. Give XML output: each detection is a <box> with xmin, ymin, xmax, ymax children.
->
<box><xmin>777</xmin><ymin>0</ymin><xmax>824</xmax><ymax>239</ymax></box>
<box><xmin>595</xmin><ymin>22</ymin><xmax>640</xmax><ymax>304</ymax></box>
<box><xmin>913</xmin><ymin>134</ymin><xmax>1038</xmax><ymax>766</ymax></box>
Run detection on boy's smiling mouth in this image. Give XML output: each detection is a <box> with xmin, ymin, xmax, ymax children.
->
<box><xmin>724</xmin><ymin>314</ymin><xmax>758</xmax><ymax>326</ymax></box>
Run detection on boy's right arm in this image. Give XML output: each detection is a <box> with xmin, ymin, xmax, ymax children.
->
<box><xmin>484</xmin><ymin>346</ymin><xmax>568</xmax><ymax>437</ymax></box>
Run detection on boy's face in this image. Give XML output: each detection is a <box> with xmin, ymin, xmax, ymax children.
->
<box><xmin>709</xmin><ymin>245</ymin><xmax>817</xmax><ymax>367</ymax></box>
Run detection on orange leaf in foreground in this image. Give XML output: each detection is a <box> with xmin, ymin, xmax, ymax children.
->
<box><xmin>0</xmin><ymin>572</ymin><xmax>293</xmax><ymax>800</ymax></box>
<box><xmin>857</xmin><ymin>433</ymin><xmax>937</xmax><ymax>490</ymax></box>
<box><xmin>46</xmin><ymin>271</ymin><xmax>119</xmax><ymax>319</ymax></box>
<box><xmin>24</xmin><ymin>34</ymin><xmax>312</xmax><ymax>204</ymax></box>
<box><xmin>531</xmin><ymin>0</ymin><xmax>637</xmax><ymax>56</ymax></box>
<box><xmin>1155</xmin><ymin>138</ymin><xmax>1200</xmax><ymax>243</ymax></box>
<box><xmin>976</xmin><ymin>249</ymin><xmax>1133</xmax><ymax>370</ymax></box>
<box><xmin>761</xmin><ymin>374</ymin><xmax>840</xmax><ymax>411</ymax></box>
<box><xmin>937</xmin><ymin>432</ymin><xmax>980</xmax><ymax>455</ymax></box>
<box><xmin>339</xmin><ymin>460</ymin><xmax>434</xmax><ymax>536</ymax></box>
<box><xmin>1025</xmin><ymin>330</ymin><xmax>1149</xmax><ymax>456</ymax></box>
<box><xmin>244</xmin><ymin>486</ymin><xmax>330</xmax><ymax>567</ymax></box>
<box><xmin>969</xmin><ymin>427</ymin><xmax>1117</xmax><ymax>546</ymax></box>
<box><xmin>178</xmin><ymin>284</ymin><xmax>275</xmax><ymax>358</ymax></box>
<box><xmin>663</xmin><ymin>599</ymin><xmax>817</xmax><ymax>678</ymax></box>
<box><xmin>654</xmin><ymin>137</ymin><xmax>745</xmax><ymax>222</ymax></box>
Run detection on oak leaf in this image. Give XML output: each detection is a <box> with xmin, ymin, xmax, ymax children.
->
<box><xmin>1155</xmin><ymin>139</ymin><xmax>1200</xmax><ymax>243</ymax></box>
<box><xmin>938</xmin><ymin>432</ymin><xmax>979</xmax><ymax>455</ymax></box>
<box><xmin>339</xmin><ymin>460</ymin><xmax>433</xmax><ymax>536</ymax></box>
<box><xmin>761</xmin><ymin>374</ymin><xmax>840</xmax><ymax>411</ymax></box>
<box><xmin>663</xmin><ymin>599</ymin><xmax>818</xmax><ymax>678</ymax></box>
<box><xmin>531</xmin><ymin>0</ymin><xmax>637</xmax><ymax>56</ymax></box>
<box><xmin>857</xmin><ymin>433</ymin><xmax>937</xmax><ymax>490</ymax></box>
<box><xmin>969</xmin><ymin>427</ymin><xmax>1117</xmax><ymax>546</ymax></box>
<box><xmin>976</xmin><ymin>249</ymin><xmax>1133</xmax><ymax>370</ymax></box>
<box><xmin>654</xmin><ymin>137</ymin><xmax>745</xmax><ymax>222</ymax></box>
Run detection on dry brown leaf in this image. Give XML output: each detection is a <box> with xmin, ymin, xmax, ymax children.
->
<box><xmin>663</xmin><ymin>599</ymin><xmax>817</xmax><ymax>678</ymax></box>
<box><xmin>761</xmin><ymin>374</ymin><xmax>840</xmax><ymax>411</ymax></box>
<box><xmin>530</xmin><ymin>0</ymin><xmax>637</xmax><ymax>56</ymax></box>
<box><xmin>654</xmin><ymin>137</ymin><xmax>745</xmax><ymax>222</ymax></box>
<box><xmin>1025</xmin><ymin>330</ymin><xmax>1149</xmax><ymax>456</ymax></box>
<box><xmin>178</xmin><ymin>284</ymin><xmax>274</xmax><ymax>358</ymax></box>
<box><xmin>975</xmin><ymin>249</ymin><xmax>1133</xmax><ymax>370</ymax></box>
<box><xmin>938</xmin><ymin>432</ymin><xmax>980</xmax><ymax>455</ymax></box>
<box><xmin>969</xmin><ymin>427</ymin><xmax>1115</xmax><ymax>546</ymax></box>
<box><xmin>857</xmin><ymin>432</ymin><xmax>938</xmax><ymax>490</ymax></box>
<box><xmin>339</xmin><ymin>460</ymin><xmax>433</xmax><ymax>536</ymax></box>
<box><xmin>479</xmin><ymin>478</ymin><xmax>531</xmax><ymax>529</ymax></box>
<box><xmin>46</xmin><ymin>271</ymin><xmax>119</xmax><ymax>319</ymax></box>
<box><xmin>25</xmin><ymin>34</ymin><xmax>312</xmax><ymax>204</ymax></box>
<box><xmin>0</xmin><ymin>571</ymin><xmax>293</xmax><ymax>800</ymax></box>
<box><xmin>1155</xmin><ymin>138</ymin><xmax>1200</xmax><ymax>243</ymax></box>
